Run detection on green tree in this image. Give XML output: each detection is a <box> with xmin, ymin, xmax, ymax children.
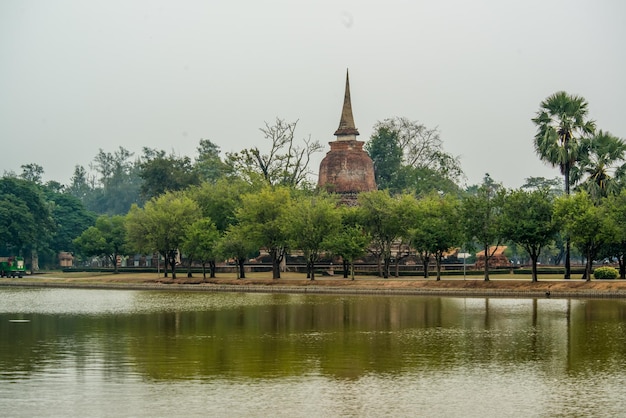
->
<box><xmin>410</xmin><ymin>193</ymin><xmax>463</xmax><ymax>280</ymax></box>
<box><xmin>235</xmin><ymin>186</ymin><xmax>292</xmax><ymax>279</ymax></box>
<box><xmin>220</xmin><ymin>224</ymin><xmax>258</xmax><ymax>279</ymax></box>
<box><xmin>357</xmin><ymin>190</ymin><xmax>410</xmax><ymax>278</ymax></box>
<box><xmin>532</xmin><ymin>91</ymin><xmax>596</xmax><ymax>278</ymax></box>
<box><xmin>284</xmin><ymin>193</ymin><xmax>341</xmax><ymax>280</ymax></box>
<box><xmin>553</xmin><ymin>192</ymin><xmax>607</xmax><ymax>281</ymax></box>
<box><xmin>73</xmin><ymin>215</ymin><xmax>127</xmax><ymax>273</ymax></box>
<box><xmin>126</xmin><ymin>191</ymin><xmax>201</xmax><ymax>279</ymax></box>
<box><xmin>573</xmin><ymin>130</ymin><xmax>626</xmax><ymax>201</ymax></box>
<box><xmin>501</xmin><ymin>189</ymin><xmax>557</xmax><ymax>282</ymax></box>
<box><xmin>182</xmin><ymin>218</ymin><xmax>220</xmax><ymax>279</ymax></box>
<box><xmin>366</xmin><ymin>117</ymin><xmax>463</xmax><ymax>195</ymax></box>
<box><xmin>191</xmin><ymin>178</ymin><xmax>252</xmax><ymax>233</ymax></box>
<box><xmin>462</xmin><ymin>174</ymin><xmax>505</xmax><ymax>281</ymax></box>
<box><xmin>195</xmin><ymin>139</ymin><xmax>229</xmax><ymax>183</ymax></box>
<box><xmin>45</xmin><ymin>191</ymin><xmax>97</xmax><ymax>258</ymax></box>
<box><xmin>325</xmin><ymin>222</ymin><xmax>370</xmax><ymax>280</ymax></box>
<box><xmin>365</xmin><ymin>126</ymin><xmax>405</xmax><ymax>193</ymax></box>
<box><xmin>20</xmin><ymin>163</ymin><xmax>45</xmax><ymax>184</ymax></box>
<box><xmin>139</xmin><ymin>148</ymin><xmax>200</xmax><ymax>200</ymax></box>
<box><xmin>602</xmin><ymin>190</ymin><xmax>626</xmax><ymax>278</ymax></box>
<box><xmin>0</xmin><ymin>177</ymin><xmax>54</xmax><ymax>270</ymax></box>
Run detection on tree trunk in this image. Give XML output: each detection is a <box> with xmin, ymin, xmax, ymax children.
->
<box><xmin>310</xmin><ymin>256</ymin><xmax>315</xmax><ymax>281</ymax></box>
<box><xmin>209</xmin><ymin>260</ymin><xmax>216</xmax><ymax>278</ymax></box>
<box><xmin>238</xmin><ymin>258</ymin><xmax>246</xmax><ymax>279</ymax></box>
<box><xmin>271</xmin><ymin>248</ymin><xmax>281</xmax><ymax>279</ymax></box>
<box><xmin>530</xmin><ymin>253</ymin><xmax>539</xmax><ymax>283</ymax></box>
<box><xmin>202</xmin><ymin>262</ymin><xmax>207</xmax><ymax>280</ymax></box>
<box><xmin>483</xmin><ymin>244</ymin><xmax>490</xmax><ymax>281</ymax></box>
<box><xmin>585</xmin><ymin>252</ymin><xmax>592</xmax><ymax>282</ymax></box>
<box><xmin>422</xmin><ymin>255</ymin><xmax>430</xmax><ymax>279</ymax></box>
<box><xmin>619</xmin><ymin>254</ymin><xmax>625</xmax><ymax>279</ymax></box>
<box><xmin>435</xmin><ymin>254</ymin><xmax>442</xmax><ymax>281</ymax></box>
<box><xmin>187</xmin><ymin>255</ymin><xmax>193</xmax><ymax>278</ymax></box>
<box><xmin>343</xmin><ymin>259</ymin><xmax>349</xmax><ymax>279</ymax></box>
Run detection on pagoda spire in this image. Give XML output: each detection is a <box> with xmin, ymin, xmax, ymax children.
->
<box><xmin>334</xmin><ymin>69</ymin><xmax>360</xmax><ymax>139</ymax></box>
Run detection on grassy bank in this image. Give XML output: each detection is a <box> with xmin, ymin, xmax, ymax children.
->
<box><xmin>2</xmin><ymin>270</ymin><xmax>626</xmax><ymax>299</ymax></box>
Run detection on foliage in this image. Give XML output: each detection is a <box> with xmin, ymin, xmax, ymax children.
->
<box><xmin>235</xmin><ymin>186</ymin><xmax>293</xmax><ymax>279</ymax></box>
<box><xmin>284</xmin><ymin>193</ymin><xmax>341</xmax><ymax>280</ymax></box>
<box><xmin>182</xmin><ymin>218</ymin><xmax>220</xmax><ymax>279</ymax></box>
<box><xmin>139</xmin><ymin>147</ymin><xmax>200</xmax><ymax>200</ymax></box>
<box><xmin>357</xmin><ymin>190</ymin><xmax>414</xmax><ymax>278</ymax></box>
<box><xmin>364</xmin><ymin>126</ymin><xmax>404</xmax><ymax>193</ymax></box>
<box><xmin>366</xmin><ymin>117</ymin><xmax>463</xmax><ymax>195</ymax></box>
<box><xmin>219</xmin><ymin>224</ymin><xmax>258</xmax><ymax>279</ymax></box>
<box><xmin>195</xmin><ymin>139</ymin><xmax>229</xmax><ymax>183</ymax></box>
<box><xmin>410</xmin><ymin>193</ymin><xmax>463</xmax><ymax>280</ymax></box>
<box><xmin>501</xmin><ymin>188</ymin><xmax>557</xmax><ymax>282</ymax></box>
<box><xmin>190</xmin><ymin>178</ymin><xmax>252</xmax><ymax>233</ymax></box>
<box><xmin>599</xmin><ymin>190</ymin><xmax>626</xmax><ymax>279</ymax></box>
<box><xmin>44</xmin><ymin>190</ymin><xmax>97</xmax><ymax>257</ymax></box>
<box><xmin>225</xmin><ymin>118</ymin><xmax>322</xmax><ymax>188</ymax></box>
<box><xmin>553</xmin><ymin>192</ymin><xmax>607</xmax><ymax>281</ymax></box>
<box><xmin>532</xmin><ymin>91</ymin><xmax>596</xmax><ymax>194</ymax></box>
<box><xmin>461</xmin><ymin>174</ymin><xmax>505</xmax><ymax>281</ymax></box>
<box><xmin>73</xmin><ymin>215</ymin><xmax>127</xmax><ymax>273</ymax></box>
<box><xmin>0</xmin><ymin>177</ymin><xmax>54</xmax><ymax>266</ymax></box>
<box><xmin>593</xmin><ymin>266</ymin><xmax>618</xmax><ymax>280</ymax></box>
<box><xmin>126</xmin><ymin>191</ymin><xmax>201</xmax><ymax>279</ymax></box>
<box><xmin>89</xmin><ymin>147</ymin><xmax>143</xmax><ymax>214</ymax></box>
<box><xmin>573</xmin><ymin>130</ymin><xmax>626</xmax><ymax>201</ymax></box>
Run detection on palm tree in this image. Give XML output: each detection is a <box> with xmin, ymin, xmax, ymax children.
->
<box><xmin>532</xmin><ymin>91</ymin><xmax>596</xmax><ymax>278</ymax></box>
<box><xmin>573</xmin><ymin>130</ymin><xmax>626</xmax><ymax>201</ymax></box>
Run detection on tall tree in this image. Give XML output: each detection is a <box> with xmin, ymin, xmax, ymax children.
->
<box><xmin>182</xmin><ymin>218</ymin><xmax>220</xmax><ymax>279</ymax></box>
<box><xmin>573</xmin><ymin>130</ymin><xmax>626</xmax><ymax>201</ymax></box>
<box><xmin>126</xmin><ymin>191</ymin><xmax>201</xmax><ymax>279</ymax></box>
<box><xmin>357</xmin><ymin>190</ymin><xmax>411</xmax><ymax>278</ymax></box>
<box><xmin>0</xmin><ymin>177</ymin><xmax>54</xmax><ymax>270</ymax></box>
<box><xmin>501</xmin><ymin>189</ymin><xmax>557</xmax><ymax>282</ymax></box>
<box><xmin>195</xmin><ymin>139</ymin><xmax>228</xmax><ymax>183</ymax></box>
<box><xmin>20</xmin><ymin>163</ymin><xmax>45</xmax><ymax>184</ymax></box>
<box><xmin>366</xmin><ymin>117</ymin><xmax>463</xmax><ymax>195</ymax></box>
<box><xmin>553</xmin><ymin>192</ymin><xmax>607</xmax><ymax>281</ymax></box>
<box><xmin>410</xmin><ymin>193</ymin><xmax>463</xmax><ymax>280</ymax></box>
<box><xmin>219</xmin><ymin>225</ymin><xmax>257</xmax><ymax>279</ymax></box>
<box><xmin>462</xmin><ymin>174</ymin><xmax>505</xmax><ymax>281</ymax></box>
<box><xmin>235</xmin><ymin>186</ymin><xmax>292</xmax><ymax>279</ymax></box>
<box><xmin>73</xmin><ymin>215</ymin><xmax>127</xmax><ymax>273</ymax></box>
<box><xmin>602</xmin><ymin>190</ymin><xmax>626</xmax><ymax>279</ymax></box>
<box><xmin>226</xmin><ymin>118</ymin><xmax>322</xmax><ymax>188</ymax></box>
<box><xmin>532</xmin><ymin>91</ymin><xmax>596</xmax><ymax>279</ymax></box>
<box><xmin>364</xmin><ymin>126</ymin><xmax>405</xmax><ymax>193</ymax></box>
<box><xmin>139</xmin><ymin>148</ymin><xmax>200</xmax><ymax>200</ymax></box>
<box><xmin>284</xmin><ymin>193</ymin><xmax>341</xmax><ymax>280</ymax></box>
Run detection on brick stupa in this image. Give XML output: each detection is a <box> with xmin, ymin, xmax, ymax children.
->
<box><xmin>318</xmin><ymin>70</ymin><xmax>376</xmax><ymax>203</ymax></box>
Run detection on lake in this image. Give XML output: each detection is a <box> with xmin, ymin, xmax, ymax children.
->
<box><xmin>1</xmin><ymin>287</ymin><xmax>626</xmax><ymax>417</ymax></box>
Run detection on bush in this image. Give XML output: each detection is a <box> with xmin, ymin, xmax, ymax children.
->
<box><xmin>594</xmin><ymin>266</ymin><xmax>619</xmax><ymax>280</ymax></box>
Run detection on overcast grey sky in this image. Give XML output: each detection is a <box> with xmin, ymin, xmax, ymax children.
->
<box><xmin>2</xmin><ymin>0</ymin><xmax>624</xmax><ymax>189</ymax></box>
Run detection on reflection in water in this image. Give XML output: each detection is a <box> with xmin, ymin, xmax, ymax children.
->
<box><xmin>2</xmin><ymin>288</ymin><xmax>626</xmax><ymax>416</ymax></box>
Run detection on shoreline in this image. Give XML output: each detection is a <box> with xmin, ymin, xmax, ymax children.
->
<box><xmin>3</xmin><ymin>276</ymin><xmax>626</xmax><ymax>299</ymax></box>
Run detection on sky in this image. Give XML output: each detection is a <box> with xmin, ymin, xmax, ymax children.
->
<box><xmin>1</xmin><ymin>0</ymin><xmax>625</xmax><ymax>189</ymax></box>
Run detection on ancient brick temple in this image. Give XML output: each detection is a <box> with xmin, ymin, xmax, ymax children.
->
<box><xmin>318</xmin><ymin>70</ymin><xmax>376</xmax><ymax>203</ymax></box>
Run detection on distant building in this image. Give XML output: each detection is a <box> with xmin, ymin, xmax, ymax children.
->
<box><xmin>318</xmin><ymin>70</ymin><xmax>376</xmax><ymax>204</ymax></box>
<box><xmin>475</xmin><ymin>246</ymin><xmax>510</xmax><ymax>269</ymax></box>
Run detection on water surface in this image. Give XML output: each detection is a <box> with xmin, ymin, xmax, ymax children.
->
<box><xmin>2</xmin><ymin>288</ymin><xmax>626</xmax><ymax>417</ymax></box>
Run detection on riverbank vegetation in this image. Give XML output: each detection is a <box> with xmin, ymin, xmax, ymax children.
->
<box><xmin>1</xmin><ymin>93</ymin><xmax>625</xmax><ymax>284</ymax></box>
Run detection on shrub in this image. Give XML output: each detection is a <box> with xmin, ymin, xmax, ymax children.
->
<box><xmin>594</xmin><ymin>266</ymin><xmax>619</xmax><ymax>280</ymax></box>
